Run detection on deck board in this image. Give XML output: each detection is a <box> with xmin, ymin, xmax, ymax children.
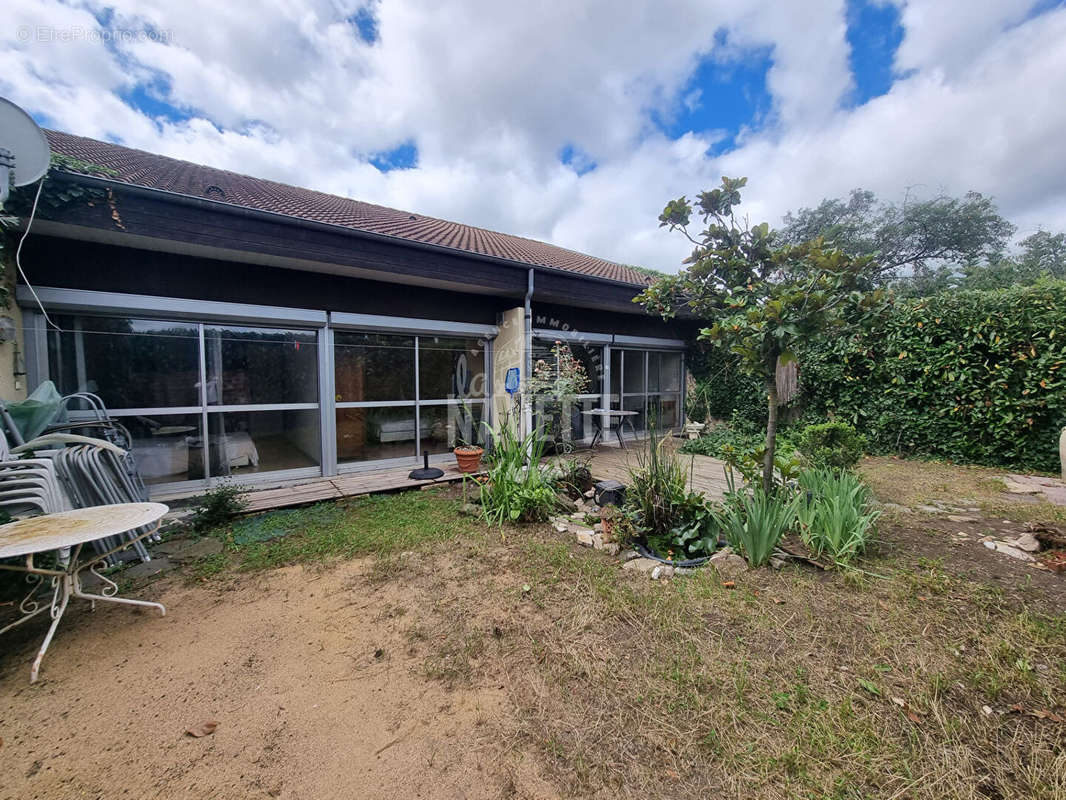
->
<box><xmin>241</xmin><ymin>459</ymin><xmax>482</xmax><ymax>514</ymax></box>
<box><xmin>238</xmin><ymin>438</ymin><xmax>730</xmax><ymax>515</ymax></box>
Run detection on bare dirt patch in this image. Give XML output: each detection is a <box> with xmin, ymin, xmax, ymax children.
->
<box><xmin>2</xmin><ymin>472</ymin><xmax>1065</xmax><ymax>800</ymax></box>
<box><xmin>0</xmin><ymin>554</ymin><xmax>514</xmax><ymax>800</ymax></box>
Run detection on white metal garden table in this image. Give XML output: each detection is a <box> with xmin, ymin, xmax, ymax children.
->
<box><xmin>0</xmin><ymin>502</ymin><xmax>169</xmax><ymax>682</ymax></box>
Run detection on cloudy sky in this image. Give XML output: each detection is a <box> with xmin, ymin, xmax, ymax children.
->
<box><xmin>2</xmin><ymin>0</ymin><xmax>1065</xmax><ymax>272</ymax></box>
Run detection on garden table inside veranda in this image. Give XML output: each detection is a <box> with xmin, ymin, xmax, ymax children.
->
<box><xmin>0</xmin><ymin>502</ymin><xmax>169</xmax><ymax>682</ymax></box>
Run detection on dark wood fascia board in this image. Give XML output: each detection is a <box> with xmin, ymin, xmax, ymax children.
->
<box><xmin>40</xmin><ymin>172</ymin><xmax>654</xmax><ymax>313</ymax></box>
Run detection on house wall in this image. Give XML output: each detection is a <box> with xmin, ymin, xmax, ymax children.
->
<box><xmin>18</xmin><ymin>236</ymin><xmax>513</xmax><ymax>325</ymax></box>
<box><xmin>492</xmin><ymin>307</ymin><xmax>525</xmax><ymax>432</ymax></box>
<box><xmin>0</xmin><ymin>294</ymin><xmax>27</xmax><ymax>402</ymax></box>
<box><xmin>532</xmin><ymin>302</ymin><xmax>694</xmax><ymax>340</ymax></box>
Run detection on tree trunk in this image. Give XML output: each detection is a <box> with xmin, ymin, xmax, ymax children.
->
<box><xmin>762</xmin><ymin>378</ymin><xmax>779</xmax><ymax>493</ymax></box>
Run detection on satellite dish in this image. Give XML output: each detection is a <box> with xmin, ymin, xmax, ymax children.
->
<box><xmin>0</xmin><ymin>97</ymin><xmax>51</xmax><ymax>209</ymax></box>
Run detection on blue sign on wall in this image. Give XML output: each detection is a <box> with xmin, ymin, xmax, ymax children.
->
<box><xmin>504</xmin><ymin>367</ymin><xmax>520</xmax><ymax>394</ymax></box>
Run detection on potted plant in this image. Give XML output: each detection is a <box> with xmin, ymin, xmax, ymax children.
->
<box><xmin>454</xmin><ymin>442</ymin><xmax>484</xmax><ymax>473</ymax></box>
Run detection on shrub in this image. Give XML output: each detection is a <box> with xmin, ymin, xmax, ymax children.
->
<box><xmin>794</xmin><ymin>421</ymin><xmax>867</xmax><ymax>470</ymax></box>
<box><xmin>682</xmin><ymin>414</ymin><xmax>802</xmax><ymax>488</ymax></box>
<box><xmin>481</xmin><ymin>420</ymin><xmax>559</xmax><ymax>525</ymax></box>
<box><xmin>189</xmin><ymin>482</ymin><xmax>248</xmax><ymax>534</ymax></box>
<box><xmin>714</xmin><ymin>483</ymin><xmax>800</xmax><ymax>567</ymax></box>
<box><xmin>796</xmin><ymin>468</ymin><xmax>881</xmax><ymax>563</ymax></box>
<box><xmin>800</xmin><ymin>281</ymin><xmax>1066</xmax><ymax>472</ymax></box>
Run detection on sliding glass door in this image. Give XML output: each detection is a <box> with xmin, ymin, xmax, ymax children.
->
<box><xmin>531</xmin><ymin>338</ymin><xmax>604</xmax><ymax>444</ymax></box>
<box><xmin>333</xmin><ymin>331</ymin><xmax>487</xmax><ymax>468</ymax></box>
<box><xmin>46</xmin><ymin>314</ymin><xmax>323</xmax><ymax>490</ymax></box>
<box><xmin>609</xmin><ymin>348</ymin><xmax>683</xmax><ymax>434</ymax></box>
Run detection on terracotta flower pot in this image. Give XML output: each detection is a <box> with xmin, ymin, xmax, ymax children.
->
<box><xmin>454</xmin><ymin>446</ymin><xmax>484</xmax><ymax>473</ymax></box>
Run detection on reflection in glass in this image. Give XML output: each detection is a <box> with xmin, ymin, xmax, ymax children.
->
<box><xmin>122</xmin><ymin>414</ymin><xmax>202</xmax><ymax>485</ymax></box>
<box><xmin>418</xmin><ymin>336</ymin><xmax>486</xmax><ymax>400</ymax></box>
<box><xmin>610</xmin><ymin>348</ymin><xmax>621</xmax><ymax>403</ymax></box>
<box><xmin>337</xmin><ymin>405</ymin><xmax>419</xmax><ymax>463</ymax></box>
<box><xmin>47</xmin><ymin>315</ymin><xmax>200</xmax><ymax>409</ymax></box>
<box><xmin>203</xmin><ymin>410</ymin><xmax>320</xmax><ymax>477</ymax></box>
<box><xmin>418</xmin><ymin>403</ymin><xmax>486</xmax><ymax>456</ymax></box>
<box><xmin>660</xmin><ymin>352</ymin><xmax>682</xmax><ymax>392</ymax></box>
<box><xmin>649</xmin><ymin>396</ymin><xmax>680</xmax><ymax>430</ymax></box>
<box><xmin>334</xmin><ymin>333</ymin><xmax>415</xmax><ymax>403</ymax></box>
<box><xmin>622</xmin><ymin>350</ymin><xmax>646</xmax><ymax>393</ymax></box>
<box><xmin>205</xmin><ymin>325</ymin><xmax>318</xmax><ymax>405</ymax></box>
<box><xmin>623</xmin><ymin>395</ymin><xmax>646</xmax><ymax>432</ymax></box>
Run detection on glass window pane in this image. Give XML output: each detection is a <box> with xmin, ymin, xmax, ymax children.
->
<box><xmin>335</xmin><ymin>333</ymin><xmax>415</xmax><ymax>403</ymax></box>
<box><xmin>622</xmin><ymin>350</ymin><xmax>646</xmax><ymax>393</ymax></box>
<box><xmin>610</xmin><ymin>349</ymin><xmax>621</xmax><ymax>403</ymax></box>
<box><xmin>419</xmin><ymin>403</ymin><xmax>486</xmax><ymax>455</ymax></box>
<box><xmin>418</xmin><ymin>336</ymin><xmax>486</xmax><ymax>400</ymax></box>
<box><xmin>47</xmin><ymin>315</ymin><xmax>200</xmax><ymax>409</ymax></box>
<box><xmin>622</xmin><ymin>395</ymin><xmax>646</xmax><ymax>432</ymax></box>
<box><xmin>123</xmin><ymin>413</ymin><xmax>203</xmax><ymax>485</ymax></box>
<box><xmin>660</xmin><ymin>353</ymin><xmax>682</xmax><ymax>393</ymax></box>
<box><xmin>570</xmin><ymin>343</ymin><xmax>603</xmax><ymax>395</ymax></box>
<box><xmin>337</xmin><ymin>405</ymin><xmax>418</xmax><ymax>464</ymax></box>
<box><xmin>532</xmin><ymin>340</ymin><xmax>603</xmax><ymax>397</ymax></box>
<box><xmin>649</xmin><ymin>396</ymin><xmax>680</xmax><ymax>429</ymax></box>
<box><xmin>648</xmin><ymin>352</ymin><xmax>662</xmax><ymax>392</ymax></box>
<box><xmin>205</xmin><ymin>409</ymin><xmax>320</xmax><ymax>477</ymax></box>
<box><xmin>205</xmin><ymin>325</ymin><xmax>318</xmax><ymax>406</ymax></box>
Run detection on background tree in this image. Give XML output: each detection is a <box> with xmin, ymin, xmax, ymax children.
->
<box><xmin>779</xmin><ymin>188</ymin><xmax>1015</xmax><ymax>292</ymax></box>
<box><xmin>958</xmin><ymin>230</ymin><xmax>1066</xmax><ymax>291</ymax></box>
<box><xmin>638</xmin><ymin>177</ymin><xmax>888</xmax><ymax>491</ymax></box>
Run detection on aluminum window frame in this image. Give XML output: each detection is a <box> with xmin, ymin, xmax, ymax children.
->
<box><xmin>332</xmin><ymin>331</ymin><xmax>489</xmax><ymax>470</ymax></box>
<box><xmin>40</xmin><ymin>310</ymin><xmax>328</xmax><ymax>488</ymax></box>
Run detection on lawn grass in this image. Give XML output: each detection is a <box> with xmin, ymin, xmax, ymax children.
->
<box><xmin>860</xmin><ymin>455</ymin><xmax>1066</xmax><ymax>524</ymax></box>
<box><xmin>493</xmin><ymin>535</ymin><xmax>1066</xmax><ymax>798</ymax></box>
<box><xmin>194</xmin><ymin>489</ymin><xmax>483</xmax><ymax>574</ymax></box>
<box><xmin>176</xmin><ymin>472</ymin><xmax>1065</xmax><ymax>798</ymax></box>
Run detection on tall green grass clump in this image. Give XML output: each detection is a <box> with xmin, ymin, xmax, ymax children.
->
<box><xmin>714</xmin><ymin>481</ymin><xmax>801</xmax><ymax>567</ymax></box>
<box><xmin>480</xmin><ymin>419</ymin><xmax>559</xmax><ymax>525</ymax></box>
<box><xmin>796</xmin><ymin>468</ymin><xmax>881</xmax><ymax>563</ymax></box>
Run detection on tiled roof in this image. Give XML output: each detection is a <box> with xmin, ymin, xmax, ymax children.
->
<box><xmin>44</xmin><ymin>130</ymin><xmax>651</xmax><ymax>287</ymax></box>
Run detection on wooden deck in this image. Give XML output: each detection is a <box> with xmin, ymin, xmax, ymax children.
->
<box><xmin>578</xmin><ymin>437</ymin><xmax>732</xmax><ymax>502</ymax></box>
<box><xmin>240</xmin><ymin>460</ymin><xmax>481</xmax><ymax>514</ymax></box>
<box><xmin>235</xmin><ymin>437</ymin><xmax>730</xmax><ymax>515</ymax></box>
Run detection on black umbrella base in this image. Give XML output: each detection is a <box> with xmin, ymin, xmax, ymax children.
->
<box><xmin>409</xmin><ymin>452</ymin><xmax>444</xmax><ymax>480</ymax></box>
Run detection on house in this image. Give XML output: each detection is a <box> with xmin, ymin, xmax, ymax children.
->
<box><xmin>5</xmin><ymin>131</ymin><xmax>688</xmax><ymax>496</ymax></box>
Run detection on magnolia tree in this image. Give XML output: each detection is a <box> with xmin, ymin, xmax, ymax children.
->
<box><xmin>637</xmin><ymin>177</ymin><xmax>889</xmax><ymax>492</ymax></box>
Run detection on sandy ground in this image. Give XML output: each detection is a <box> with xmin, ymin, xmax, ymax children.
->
<box><xmin>0</xmin><ymin>557</ymin><xmax>525</xmax><ymax>800</ymax></box>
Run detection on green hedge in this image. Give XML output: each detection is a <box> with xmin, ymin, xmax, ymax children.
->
<box><xmin>688</xmin><ymin>281</ymin><xmax>1066</xmax><ymax>472</ymax></box>
<box><xmin>801</xmin><ymin>282</ymin><xmax>1066</xmax><ymax>472</ymax></box>
<box><xmin>686</xmin><ymin>341</ymin><xmax>766</xmax><ymax>427</ymax></box>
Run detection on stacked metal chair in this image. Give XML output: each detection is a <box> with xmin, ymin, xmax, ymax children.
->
<box><xmin>0</xmin><ymin>391</ymin><xmax>158</xmax><ymax>566</ymax></box>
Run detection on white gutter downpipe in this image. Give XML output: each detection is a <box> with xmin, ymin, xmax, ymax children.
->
<box><xmin>523</xmin><ymin>268</ymin><xmax>534</xmax><ymax>439</ymax></box>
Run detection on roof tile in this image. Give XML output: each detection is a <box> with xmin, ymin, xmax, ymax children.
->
<box><xmin>45</xmin><ymin>130</ymin><xmax>651</xmax><ymax>287</ymax></box>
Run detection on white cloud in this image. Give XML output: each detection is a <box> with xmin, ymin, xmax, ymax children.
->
<box><xmin>0</xmin><ymin>0</ymin><xmax>1063</xmax><ymax>273</ymax></box>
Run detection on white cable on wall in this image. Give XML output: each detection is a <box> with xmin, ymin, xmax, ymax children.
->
<box><xmin>13</xmin><ymin>176</ymin><xmax>62</xmax><ymax>332</ymax></box>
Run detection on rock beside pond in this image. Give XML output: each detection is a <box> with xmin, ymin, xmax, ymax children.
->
<box><xmin>622</xmin><ymin>557</ymin><xmax>658</xmax><ymax>574</ymax></box>
<box><xmin>575</xmin><ymin>529</ymin><xmax>596</xmax><ymax>547</ymax></box>
<box><xmin>709</xmin><ymin>548</ymin><xmax>749</xmax><ymax>575</ymax></box>
<box><xmin>650</xmin><ymin>564</ymin><xmax>674</xmax><ymax>580</ymax></box>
